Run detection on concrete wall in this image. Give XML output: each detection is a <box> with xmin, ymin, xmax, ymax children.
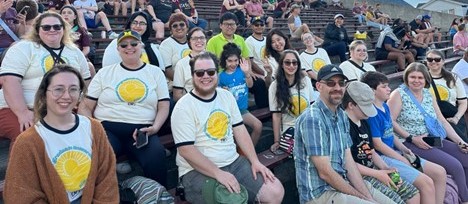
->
<box><xmin>334</xmin><ymin>0</ymin><xmax>460</xmax><ymax>30</ymax></box>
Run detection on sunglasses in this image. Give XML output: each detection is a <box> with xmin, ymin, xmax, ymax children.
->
<box><xmin>40</xmin><ymin>24</ymin><xmax>63</xmax><ymax>31</ymax></box>
<box><xmin>193</xmin><ymin>68</ymin><xmax>217</xmax><ymax>77</ymax></box>
<box><xmin>426</xmin><ymin>57</ymin><xmax>442</xmax><ymax>62</ymax></box>
<box><xmin>171</xmin><ymin>22</ymin><xmax>186</xmax><ymax>29</ymax></box>
<box><xmin>253</xmin><ymin>23</ymin><xmax>264</xmax><ymax>27</ymax></box>
<box><xmin>119</xmin><ymin>41</ymin><xmax>139</xmax><ymax>48</ymax></box>
<box><xmin>283</xmin><ymin>60</ymin><xmax>298</xmax><ymax>66</ymax></box>
<box><xmin>320</xmin><ymin>80</ymin><xmax>347</xmax><ymax>87</ymax></box>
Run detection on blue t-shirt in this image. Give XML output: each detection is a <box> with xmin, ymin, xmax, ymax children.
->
<box><xmin>367</xmin><ymin>103</ymin><xmax>395</xmax><ymax>149</ymax></box>
<box><xmin>377</xmin><ymin>36</ymin><xmax>397</xmax><ymax>52</ymax></box>
<box><xmin>218</xmin><ymin>67</ymin><xmax>249</xmax><ymax>111</ymax></box>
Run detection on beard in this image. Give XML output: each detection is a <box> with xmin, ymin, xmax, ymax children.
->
<box><xmin>193</xmin><ymin>78</ymin><xmax>218</xmax><ymax>98</ymax></box>
<box><xmin>327</xmin><ymin>90</ymin><xmax>344</xmax><ymax>106</ymax></box>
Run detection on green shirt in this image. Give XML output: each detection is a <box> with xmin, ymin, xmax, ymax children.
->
<box><xmin>206</xmin><ymin>33</ymin><xmax>250</xmax><ymax>59</ymax></box>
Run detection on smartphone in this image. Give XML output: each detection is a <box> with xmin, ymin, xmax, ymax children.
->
<box><xmin>423</xmin><ymin>137</ymin><xmax>443</xmax><ymax>147</ymax></box>
<box><xmin>19</xmin><ymin>6</ymin><xmax>30</xmax><ymax>15</ymax></box>
<box><xmin>135</xmin><ymin>130</ymin><xmax>148</xmax><ymax>149</ymax></box>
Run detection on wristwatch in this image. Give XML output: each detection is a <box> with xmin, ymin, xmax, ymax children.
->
<box><xmin>405</xmin><ymin>135</ymin><xmax>414</xmax><ymax>143</ymax></box>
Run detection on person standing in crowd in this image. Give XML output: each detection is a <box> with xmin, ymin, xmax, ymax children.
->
<box><xmin>343</xmin><ymin>81</ymin><xmax>420</xmax><ymax>204</ymax></box>
<box><xmin>173</xmin><ymin>0</ymin><xmax>208</xmax><ymax>29</ymax></box>
<box><xmin>362</xmin><ymin>71</ymin><xmax>450</xmax><ymax>204</ymax></box>
<box><xmin>171</xmin><ymin>52</ymin><xmax>284</xmax><ymax>203</ymax></box>
<box><xmin>322</xmin><ymin>14</ymin><xmax>349</xmax><ymax>62</ymax></box>
<box><xmin>0</xmin><ymin>12</ymin><xmax>91</xmax><ymax>149</ymax></box>
<box><xmin>388</xmin><ymin>62</ymin><xmax>468</xmax><ymax>204</ymax></box>
<box><xmin>426</xmin><ymin>49</ymin><xmax>468</xmax><ymax>141</ymax></box>
<box><xmin>4</xmin><ymin>65</ymin><xmax>118</xmax><ymax>203</ymax></box>
<box><xmin>79</xmin><ymin>31</ymin><xmax>169</xmax><ymax>187</ymax></box>
<box><xmin>102</xmin><ymin>11</ymin><xmax>165</xmax><ymax>70</ymax></box>
<box><xmin>299</xmin><ymin>32</ymin><xmax>327</xmax><ymax>81</ymax></box>
<box><xmin>340</xmin><ymin>40</ymin><xmax>376</xmax><ymax>82</ymax></box>
<box><xmin>269</xmin><ymin>50</ymin><xmax>315</xmax><ymax>153</ymax></box>
<box><xmin>294</xmin><ymin>64</ymin><xmax>394</xmax><ymax>203</ymax></box>
<box><xmin>173</xmin><ymin>27</ymin><xmax>207</xmax><ymax>101</ymax></box>
<box><xmin>160</xmin><ymin>13</ymin><xmax>191</xmax><ymax>82</ymax></box>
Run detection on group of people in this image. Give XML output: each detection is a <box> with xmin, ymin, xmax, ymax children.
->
<box><xmin>2</xmin><ymin>0</ymin><xmax>468</xmax><ymax>203</ymax></box>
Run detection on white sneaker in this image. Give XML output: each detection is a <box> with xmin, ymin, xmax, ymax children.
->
<box><xmin>116</xmin><ymin>161</ymin><xmax>132</xmax><ymax>174</ymax></box>
<box><xmin>108</xmin><ymin>31</ymin><xmax>119</xmax><ymax>39</ymax></box>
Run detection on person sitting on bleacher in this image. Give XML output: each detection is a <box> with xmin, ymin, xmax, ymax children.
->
<box><xmin>79</xmin><ymin>30</ymin><xmax>170</xmax><ymax>187</ymax></box>
<box><xmin>159</xmin><ymin>13</ymin><xmax>190</xmax><ymax>83</ymax></box>
<box><xmin>268</xmin><ymin>50</ymin><xmax>315</xmax><ymax>153</ymax></box>
<box><xmin>308</xmin><ymin>0</ymin><xmax>326</xmax><ymax>11</ymax></box>
<box><xmin>420</xmin><ymin>15</ymin><xmax>442</xmax><ymax>49</ymax></box>
<box><xmin>352</xmin><ymin>1</ymin><xmax>366</xmax><ymax>26</ymax></box>
<box><xmin>173</xmin><ymin>0</ymin><xmax>208</xmax><ymax>30</ymax></box>
<box><xmin>0</xmin><ymin>12</ymin><xmax>91</xmax><ymax>149</ymax></box>
<box><xmin>272</xmin><ymin>0</ymin><xmax>289</xmax><ymax>18</ymax></box>
<box><xmin>409</xmin><ymin>15</ymin><xmax>427</xmax><ymax>45</ymax></box>
<box><xmin>244</xmin><ymin>0</ymin><xmax>273</xmax><ymax>28</ymax></box>
<box><xmin>264</xmin><ymin>28</ymin><xmax>292</xmax><ymax>78</ymax></box>
<box><xmin>220</xmin><ymin>0</ymin><xmax>247</xmax><ymax>27</ymax></box>
<box><xmin>339</xmin><ymin>40</ymin><xmax>376</xmax><ymax>82</ymax></box>
<box><xmin>173</xmin><ymin>27</ymin><xmax>207</xmax><ymax>101</ymax></box>
<box><xmin>102</xmin><ymin>11</ymin><xmax>165</xmax><ymax>69</ymax></box>
<box><xmin>171</xmin><ymin>52</ymin><xmax>284</xmax><ymax>204</ymax></box>
<box><xmin>453</xmin><ymin>24</ymin><xmax>468</xmax><ymax>56</ymax></box>
<box><xmin>375</xmin><ymin>23</ymin><xmax>415</xmax><ymax>71</ymax></box>
<box><xmin>60</xmin><ymin>6</ymin><xmax>96</xmax><ymax>77</ymax></box>
<box><xmin>245</xmin><ymin>17</ymin><xmax>271</xmax><ymax>83</ymax></box>
<box><xmin>73</xmin><ymin>0</ymin><xmax>119</xmax><ymax>38</ymax></box>
<box><xmin>0</xmin><ymin>0</ymin><xmax>26</xmax><ymax>55</ymax></box>
<box><xmin>452</xmin><ymin>49</ymin><xmax>468</xmax><ymax>96</ymax></box>
<box><xmin>322</xmin><ymin>14</ymin><xmax>349</xmax><ymax>63</ymax></box>
<box><xmin>299</xmin><ymin>31</ymin><xmax>328</xmax><ymax>81</ymax></box>
<box><xmin>4</xmin><ymin>65</ymin><xmax>119</xmax><ymax>203</ymax></box>
<box><xmin>365</xmin><ymin>6</ymin><xmax>387</xmax><ymax>30</ymax></box>
<box><xmin>287</xmin><ymin>4</ymin><xmax>310</xmax><ymax>39</ymax></box>
<box><xmin>147</xmin><ymin>0</ymin><xmax>173</xmax><ymax>27</ymax></box>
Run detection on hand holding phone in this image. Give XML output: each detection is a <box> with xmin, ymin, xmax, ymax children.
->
<box><xmin>422</xmin><ymin>136</ymin><xmax>442</xmax><ymax>147</ymax></box>
<box><xmin>135</xmin><ymin>129</ymin><xmax>148</xmax><ymax>149</ymax></box>
<box><xmin>18</xmin><ymin>5</ymin><xmax>30</xmax><ymax>15</ymax></box>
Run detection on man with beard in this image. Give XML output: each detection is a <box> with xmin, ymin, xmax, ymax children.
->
<box><xmin>294</xmin><ymin>65</ymin><xmax>394</xmax><ymax>204</ymax></box>
<box><xmin>171</xmin><ymin>52</ymin><xmax>284</xmax><ymax>204</ymax></box>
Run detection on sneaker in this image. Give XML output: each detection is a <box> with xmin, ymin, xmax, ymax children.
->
<box><xmin>116</xmin><ymin>161</ymin><xmax>132</xmax><ymax>174</ymax></box>
<box><xmin>108</xmin><ymin>31</ymin><xmax>119</xmax><ymax>39</ymax></box>
<box><xmin>430</xmin><ymin>44</ymin><xmax>436</xmax><ymax>49</ymax></box>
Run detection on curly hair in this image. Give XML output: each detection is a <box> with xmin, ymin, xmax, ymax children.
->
<box><xmin>220</xmin><ymin>43</ymin><xmax>241</xmax><ymax>70</ymax></box>
<box><xmin>274</xmin><ymin>50</ymin><xmax>304</xmax><ymax>113</ymax></box>
<box><xmin>25</xmin><ymin>12</ymin><xmax>75</xmax><ymax>47</ymax></box>
<box><xmin>265</xmin><ymin>29</ymin><xmax>291</xmax><ymax>63</ymax></box>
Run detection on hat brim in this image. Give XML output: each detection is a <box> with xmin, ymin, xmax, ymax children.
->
<box><xmin>358</xmin><ymin>104</ymin><xmax>377</xmax><ymax>117</ymax></box>
<box><xmin>117</xmin><ymin>35</ymin><xmax>140</xmax><ymax>44</ymax></box>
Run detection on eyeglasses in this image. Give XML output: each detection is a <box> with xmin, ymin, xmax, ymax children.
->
<box><xmin>119</xmin><ymin>41</ymin><xmax>139</xmax><ymax>48</ymax></box>
<box><xmin>319</xmin><ymin>80</ymin><xmax>347</xmax><ymax>87</ymax></box>
<box><xmin>354</xmin><ymin>49</ymin><xmax>367</xmax><ymax>52</ymax></box>
<box><xmin>302</xmin><ymin>36</ymin><xmax>313</xmax><ymax>41</ymax></box>
<box><xmin>222</xmin><ymin>22</ymin><xmax>237</xmax><ymax>28</ymax></box>
<box><xmin>40</xmin><ymin>24</ymin><xmax>63</xmax><ymax>31</ymax></box>
<box><xmin>47</xmin><ymin>86</ymin><xmax>81</xmax><ymax>97</ymax></box>
<box><xmin>426</xmin><ymin>57</ymin><xmax>442</xmax><ymax>62</ymax></box>
<box><xmin>131</xmin><ymin>21</ymin><xmax>147</xmax><ymax>26</ymax></box>
<box><xmin>283</xmin><ymin>60</ymin><xmax>298</xmax><ymax>66</ymax></box>
<box><xmin>253</xmin><ymin>23</ymin><xmax>264</xmax><ymax>27</ymax></box>
<box><xmin>171</xmin><ymin>22</ymin><xmax>186</xmax><ymax>29</ymax></box>
<box><xmin>190</xmin><ymin>36</ymin><xmax>206</xmax><ymax>41</ymax></box>
<box><xmin>193</xmin><ymin>68</ymin><xmax>217</xmax><ymax>77</ymax></box>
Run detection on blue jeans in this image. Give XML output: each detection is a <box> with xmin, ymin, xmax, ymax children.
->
<box><xmin>355</xmin><ymin>14</ymin><xmax>365</xmax><ymax>24</ymax></box>
<box><xmin>188</xmin><ymin>18</ymin><xmax>208</xmax><ymax>30</ymax></box>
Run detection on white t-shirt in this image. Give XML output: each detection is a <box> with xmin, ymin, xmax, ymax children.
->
<box><xmin>269</xmin><ymin>77</ymin><xmax>315</xmax><ymax>131</ymax></box>
<box><xmin>159</xmin><ymin>37</ymin><xmax>191</xmax><ymax>69</ymax></box>
<box><xmin>173</xmin><ymin>55</ymin><xmax>193</xmax><ymax>93</ymax></box>
<box><xmin>266</xmin><ymin>56</ymin><xmax>279</xmax><ymax>78</ymax></box>
<box><xmin>339</xmin><ymin>60</ymin><xmax>376</xmax><ymax>81</ymax></box>
<box><xmin>73</xmin><ymin>0</ymin><xmax>97</xmax><ymax>19</ymax></box>
<box><xmin>431</xmin><ymin>75</ymin><xmax>467</xmax><ymax>106</ymax></box>
<box><xmin>171</xmin><ymin>88</ymin><xmax>243</xmax><ymax>177</ymax></box>
<box><xmin>102</xmin><ymin>39</ymin><xmax>165</xmax><ymax>71</ymax></box>
<box><xmin>245</xmin><ymin>35</ymin><xmax>267</xmax><ymax>75</ymax></box>
<box><xmin>299</xmin><ymin>48</ymin><xmax>331</xmax><ymax>75</ymax></box>
<box><xmin>452</xmin><ymin>58</ymin><xmax>468</xmax><ymax>96</ymax></box>
<box><xmin>36</xmin><ymin>114</ymin><xmax>92</xmax><ymax>202</ymax></box>
<box><xmin>0</xmin><ymin>40</ymin><xmax>90</xmax><ymax>109</ymax></box>
<box><xmin>87</xmin><ymin>63</ymin><xmax>169</xmax><ymax>124</ymax></box>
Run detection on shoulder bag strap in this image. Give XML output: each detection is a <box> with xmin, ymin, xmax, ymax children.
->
<box><xmin>42</xmin><ymin>43</ymin><xmax>66</xmax><ymax>65</ymax></box>
<box><xmin>401</xmin><ymin>85</ymin><xmax>430</xmax><ymax>118</ymax></box>
<box><xmin>429</xmin><ymin>76</ymin><xmax>442</xmax><ymax>102</ymax></box>
<box><xmin>0</xmin><ymin>18</ymin><xmax>20</xmax><ymax>41</ymax></box>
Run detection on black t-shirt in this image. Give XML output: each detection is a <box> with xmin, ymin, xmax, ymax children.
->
<box><xmin>409</xmin><ymin>20</ymin><xmax>420</xmax><ymax>32</ymax></box>
<box><xmin>349</xmin><ymin>118</ymin><xmax>374</xmax><ymax>168</ymax></box>
<box><xmin>150</xmin><ymin>0</ymin><xmax>175</xmax><ymax>23</ymax></box>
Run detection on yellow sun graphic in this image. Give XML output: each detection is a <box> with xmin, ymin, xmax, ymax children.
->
<box><xmin>140</xmin><ymin>52</ymin><xmax>149</xmax><ymax>64</ymax></box>
<box><xmin>42</xmin><ymin>55</ymin><xmax>68</xmax><ymax>73</ymax></box>
<box><xmin>55</xmin><ymin>150</ymin><xmax>91</xmax><ymax>192</ymax></box>
<box><xmin>116</xmin><ymin>78</ymin><xmax>147</xmax><ymax>103</ymax></box>
<box><xmin>430</xmin><ymin>84</ymin><xmax>450</xmax><ymax>101</ymax></box>
<box><xmin>312</xmin><ymin>58</ymin><xmax>326</xmax><ymax>72</ymax></box>
<box><xmin>291</xmin><ymin>94</ymin><xmax>308</xmax><ymax>116</ymax></box>
<box><xmin>260</xmin><ymin>46</ymin><xmax>266</xmax><ymax>59</ymax></box>
<box><xmin>181</xmin><ymin>48</ymin><xmax>191</xmax><ymax>58</ymax></box>
<box><xmin>205</xmin><ymin>110</ymin><xmax>230</xmax><ymax>140</ymax></box>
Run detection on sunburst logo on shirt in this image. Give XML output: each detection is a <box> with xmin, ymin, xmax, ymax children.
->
<box><xmin>54</xmin><ymin>149</ymin><xmax>91</xmax><ymax>192</ymax></box>
<box><xmin>291</xmin><ymin>94</ymin><xmax>308</xmax><ymax>116</ymax></box>
<box><xmin>312</xmin><ymin>58</ymin><xmax>326</xmax><ymax>72</ymax></box>
<box><xmin>116</xmin><ymin>78</ymin><xmax>148</xmax><ymax>104</ymax></box>
<box><xmin>204</xmin><ymin>109</ymin><xmax>230</xmax><ymax>140</ymax></box>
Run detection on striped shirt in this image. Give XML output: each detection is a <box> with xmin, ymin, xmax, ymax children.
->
<box><xmin>294</xmin><ymin>99</ymin><xmax>352</xmax><ymax>203</ymax></box>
